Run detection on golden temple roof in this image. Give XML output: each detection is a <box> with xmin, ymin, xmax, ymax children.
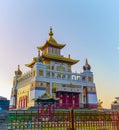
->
<box><xmin>25</xmin><ymin>62</ymin><xmax>34</xmax><ymax>68</ymax></box>
<box><xmin>42</xmin><ymin>54</ymin><xmax>79</xmax><ymax>65</ymax></box>
<box><xmin>36</xmin><ymin>93</ymin><xmax>52</xmax><ymax>100</ymax></box>
<box><xmin>25</xmin><ymin>57</ymin><xmax>37</xmax><ymax>68</ymax></box>
<box><xmin>37</xmin><ymin>27</ymin><xmax>66</xmax><ymax>50</ymax></box>
<box><xmin>25</xmin><ymin>54</ymin><xmax>79</xmax><ymax>68</ymax></box>
<box><xmin>34</xmin><ymin>93</ymin><xmax>58</xmax><ymax>101</ymax></box>
<box><xmin>25</xmin><ymin>27</ymin><xmax>79</xmax><ymax>68</ymax></box>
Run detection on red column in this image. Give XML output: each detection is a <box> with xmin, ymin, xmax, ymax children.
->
<box><xmin>75</xmin><ymin>94</ymin><xmax>79</xmax><ymax>108</ymax></box>
<box><xmin>67</xmin><ymin>94</ymin><xmax>69</xmax><ymax>108</ymax></box>
<box><xmin>24</xmin><ymin>97</ymin><xmax>26</xmax><ymax>108</ymax></box>
<box><xmin>72</xmin><ymin>94</ymin><xmax>74</xmax><ymax>108</ymax></box>
<box><xmin>62</xmin><ymin>94</ymin><xmax>66</xmax><ymax>108</ymax></box>
<box><xmin>70</xmin><ymin>94</ymin><xmax>73</xmax><ymax>108</ymax></box>
<box><xmin>20</xmin><ymin>98</ymin><xmax>22</xmax><ymax>108</ymax></box>
<box><xmin>23</xmin><ymin>97</ymin><xmax>25</xmax><ymax>108</ymax></box>
<box><xmin>78</xmin><ymin>94</ymin><xmax>80</xmax><ymax>107</ymax></box>
<box><xmin>60</xmin><ymin>93</ymin><xmax>63</xmax><ymax>108</ymax></box>
<box><xmin>21</xmin><ymin>98</ymin><xmax>23</xmax><ymax>108</ymax></box>
<box><xmin>73</xmin><ymin>95</ymin><xmax>75</xmax><ymax>108</ymax></box>
<box><xmin>65</xmin><ymin>93</ymin><xmax>68</xmax><ymax>108</ymax></box>
<box><xmin>18</xmin><ymin>99</ymin><xmax>20</xmax><ymax>109</ymax></box>
<box><xmin>69</xmin><ymin>94</ymin><xmax>71</xmax><ymax>107</ymax></box>
<box><xmin>26</xmin><ymin>96</ymin><xmax>27</xmax><ymax>107</ymax></box>
<box><xmin>19</xmin><ymin>98</ymin><xmax>22</xmax><ymax>108</ymax></box>
<box><xmin>57</xmin><ymin>92</ymin><xmax>60</xmax><ymax>107</ymax></box>
<box><xmin>20</xmin><ymin>99</ymin><xmax>22</xmax><ymax>108</ymax></box>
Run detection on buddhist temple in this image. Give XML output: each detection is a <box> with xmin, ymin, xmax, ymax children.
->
<box><xmin>9</xmin><ymin>27</ymin><xmax>98</xmax><ymax>110</ymax></box>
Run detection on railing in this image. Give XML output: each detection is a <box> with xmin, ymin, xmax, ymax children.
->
<box><xmin>8</xmin><ymin>109</ymin><xmax>119</xmax><ymax>130</ymax></box>
<box><xmin>16</xmin><ymin>68</ymin><xmax>93</xmax><ymax>87</ymax></box>
<box><xmin>46</xmin><ymin>69</ymin><xmax>85</xmax><ymax>82</ymax></box>
<box><xmin>17</xmin><ymin>70</ymin><xmax>33</xmax><ymax>86</ymax></box>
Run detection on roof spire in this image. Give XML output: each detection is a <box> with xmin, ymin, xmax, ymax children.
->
<box><xmin>18</xmin><ymin>65</ymin><xmax>20</xmax><ymax>71</ymax></box>
<box><xmin>15</xmin><ymin>65</ymin><xmax>22</xmax><ymax>76</ymax></box>
<box><xmin>38</xmin><ymin>50</ymin><xmax>40</xmax><ymax>57</ymax></box>
<box><xmin>17</xmin><ymin>65</ymin><xmax>22</xmax><ymax>75</ymax></box>
<box><xmin>49</xmin><ymin>26</ymin><xmax>53</xmax><ymax>38</ymax></box>
<box><xmin>83</xmin><ymin>58</ymin><xmax>91</xmax><ymax>71</ymax></box>
<box><xmin>85</xmin><ymin>58</ymin><xmax>88</xmax><ymax>65</ymax></box>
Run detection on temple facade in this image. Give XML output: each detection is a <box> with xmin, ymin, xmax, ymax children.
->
<box><xmin>9</xmin><ymin>28</ymin><xmax>97</xmax><ymax>110</ymax></box>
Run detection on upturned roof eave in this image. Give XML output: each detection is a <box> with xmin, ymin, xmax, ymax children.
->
<box><xmin>37</xmin><ymin>41</ymin><xmax>66</xmax><ymax>50</ymax></box>
<box><xmin>42</xmin><ymin>54</ymin><xmax>79</xmax><ymax>65</ymax></box>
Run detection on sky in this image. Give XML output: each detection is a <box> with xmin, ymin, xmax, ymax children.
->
<box><xmin>0</xmin><ymin>0</ymin><xmax>119</xmax><ymax>108</ymax></box>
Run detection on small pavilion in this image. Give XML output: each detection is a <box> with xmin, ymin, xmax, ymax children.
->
<box><xmin>34</xmin><ymin>93</ymin><xmax>57</xmax><ymax>105</ymax></box>
<box><xmin>34</xmin><ymin>93</ymin><xmax>58</xmax><ymax>118</ymax></box>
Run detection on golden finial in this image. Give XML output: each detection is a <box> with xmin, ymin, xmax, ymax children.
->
<box><xmin>49</xmin><ymin>26</ymin><xmax>53</xmax><ymax>38</ymax></box>
<box><xmin>18</xmin><ymin>65</ymin><xmax>20</xmax><ymax>71</ymax></box>
<box><xmin>15</xmin><ymin>65</ymin><xmax>22</xmax><ymax>76</ymax></box>
<box><xmin>38</xmin><ymin>50</ymin><xmax>40</xmax><ymax>57</ymax></box>
<box><xmin>85</xmin><ymin>58</ymin><xmax>88</xmax><ymax>65</ymax></box>
<box><xmin>97</xmin><ymin>99</ymin><xmax>103</xmax><ymax>111</ymax></box>
<box><xmin>18</xmin><ymin>65</ymin><xmax>22</xmax><ymax>75</ymax></box>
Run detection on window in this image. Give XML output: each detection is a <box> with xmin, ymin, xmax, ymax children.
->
<box><xmin>46</xmin><ymin>72</ymin><xmax>50</xmax><ymax>77</ymax></box>
<box><xmin>88</xmin><ymin>77</ymin><xmax>93</xmax><ymax>82</ymax></box>
<box><xmin>56</xmin><ymin>66</ymin><xmax>65</xmax><ymax>71</ymax></box>
<box><xmin>52</xmin><ymin>66</ymin><xmax>54</xmax><ymax>70</ymax></box>
<box><xmin>52</xmin><ymin>72</ymin><xmax>55</xmax><ymax>77</ymax></box>
<box><xmin>39</xmin><ymin>70</ymin><xmax>44</xmax><ymax>76</ymax></box>
<box><xmin>82</xmin><ymin>77</ymin><xmax>85</xmax><ymax>81</ymax></box>
<box><xmin>46</xmin><ymin>65</ymin><xmax>50</xmax><ymax>69</ymax></box>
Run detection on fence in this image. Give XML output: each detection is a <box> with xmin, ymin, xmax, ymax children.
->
<box><xmin>8</xmin><ymin>109</ymin><xmax>119</xmax><ymax>130</ymax></box>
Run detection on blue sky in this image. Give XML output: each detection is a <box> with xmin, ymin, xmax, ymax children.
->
<box><xmin>0</xmin><ymin>0</ymin><xmax>119</xmax><ymax>108</ymax></box>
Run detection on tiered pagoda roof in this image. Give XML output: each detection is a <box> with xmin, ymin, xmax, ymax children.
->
<box><xmin>25</xmin><ymin>27</ymin><xmax>79</xmax><ymax>68</ymax></box>
<box><xmin>37</xmin><ymin>27</ymin><xmax>66</xmax><ymax>50</ymax></box>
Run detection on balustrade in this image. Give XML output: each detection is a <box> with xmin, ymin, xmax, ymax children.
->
<box><xmin>8</xmin><ymin>109</ymin><xmax>119</xmax><ymax>130</ymax></box>
<box><xmin>45</xmin><ymin>69</ymin><xmax>85</xmax><ymax>82</ymax></box>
